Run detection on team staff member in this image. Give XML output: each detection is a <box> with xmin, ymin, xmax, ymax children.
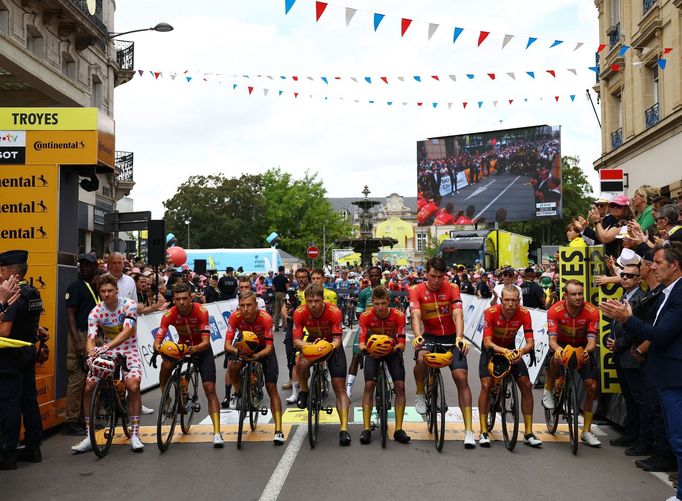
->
<box><xmin>0</xmin><ymin>250</ymin><xmax>44</xmax><ymax>469</ymax></box>
<box><xmin>346</xmin><ymin>265</ymin><xmax>383</xmax><ymax>398</ymax></box>
<box><xmin>218</xmin><ymin>267</ymin><xmax>238</xmax><ymax>300</ymax></box>
<box><xmin>478</xmin><ymin>286</ymin><xmax>542</xmax><ymax>448</ymax></box>
<box><xmin>357</xmin><ymin>286</ymin><xmax>411</xmax><ymax>445</ymax></box>
<box><xmin>154</xmin><ymin>283</ymin><xmax>223</xmax><ymax>448</ymax></box>
<box><xmin>281</xmin><ymin>268</ymin><xmax>310</xmax><ymax>404</ymax></box>
<box><xmin>62</xmin><ymin>253</ymin><xmax>99</xmax><ymax>437</ymax></box>
<box><xmin>292</xmin><ymin>284</ymin><xmax>351</xmax><ymax>446</ymax></box>
<box><xmin>71</xmin><ymin>275</ymin><xmax>144</xmax><ymax>453</ymax></box>
<box><xmin>225</xmin><ymin>290</ymin><xmax>285</xmax><ymax>445</ymax></box>
<box><xmin>410</xmin><ymin>257</ymin><xmax>476</xmax><ymax>449</ymax></box>
<box><xmin>543</xmin><ymin>279</ymin><xmax>602</xmax><ymax>447</ymax></box>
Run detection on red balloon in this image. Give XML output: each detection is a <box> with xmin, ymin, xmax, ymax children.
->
<box><xmin>167</xmin><ymin>246</ymin><xmax>187</xmax><ymax>267</ymax></box>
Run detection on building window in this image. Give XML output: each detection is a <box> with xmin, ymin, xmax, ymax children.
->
<box><xmin>643</xmin><ymin>0</ymin><xmax>656</xmax><ymax>15</ymax></box>
<box><xmin>652</xmin><ymin>66</ymin><xmax>659</xmax><ymax>105</ymax></box>
<box><xmin>91</xmin><ymin>75</ymin><xmax>103</xmax><ymax>108</ymax></box>
<box><xmin>0</xmin><ymin>3</ymin><xmax>9</xmax><ymax>36</ymax></box>
<box><xmin>607</xmin><ymin>0</ymin><xmax>620</xmax><ymax>46</ymax></box>
<box><xmin>61</xmin><ymin>52</ymin><xmax>76</xmax><ymax>80</ymax></box>
<box><xmin>26</xmin><ymin>25</ymin><xmax>44</xmax><ymax>57</ymax></box>
<box><xmin>416</xmin><ymin>232</ymin><xmax>427</xmax><ymax>252</ymax></box>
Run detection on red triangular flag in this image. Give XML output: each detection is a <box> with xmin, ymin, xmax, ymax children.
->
<box><xmin>380</xmin><ymin>76</ymin><xmax>388</xmax><ymax>84</ymax></box>
<box><xmin>294</xmin><ymin>92</ymin><xmax>299</xmax><ymax>98</ymax></box>
<box><xmin>611</xmin><ymin>63</ymin><xmax>620</xmax><ymax>71</ymax></box>
<box><xmin>663</xmin><ymin>47</ymin><xmax>673</xmax><ymax>54</ymax></box>
<box><xmin>154</xmin><ymin>72</ymin><xmax>161</xmax><ymax>79</ymax></box>
<box><xmin>401</xmin><ymin>18</ymin><xmax>412</xmax><ymax>37</ymax></box>
<box><xmin>248</xmin><ymin>86</ymin><xmax>254</xmax><ymax>95</ymax></box>
<box><xmin>478</xmin><ymin>31</ymin><xmax>490</xmax><ymax>46</ymax></box>
<box><xmin>488</xmin><ymin>73</ymin><xmax>496</xmax><ymax>80</ymax></box>
<box><xmin>547</xmin><ymin>70</ymin><xmax>556</xmax><ymax>78</ymax></box>
<box><xmin>463</xmin><ymin>102</ymin><xmax>468</xmax><ymax>109</ymax></box>
<box><xmin>509</xmin><ymin>99</ymin><xmax>514</xmax><ymax>105</ymax></box>
<box><xmin>554</xmin><ymin>96</ymin><xmax>559</xmax><ymax>102</ymax></box>
<box><xmin>315</xmin><ymin>1</ymin><xmax>328</xmax><ymax>21</ymax></box>
<box><xmin>417</xmin><ymin>102</ymin><xmax>423</xmax><ymax>107</ymax></box>
<box><xmin>597</xmin><ymin>44</ymin><xmax>606</xmax><ymax>53</ymax></box>
<box><xmin>431</xmin><ymin>75</ymin><xmax>439</xmax><ymax>81</ymax></box>
<box><xmin>292</xmin><ymin>76</ymin><xmax>299</xmax><ymax>81</ymax></box>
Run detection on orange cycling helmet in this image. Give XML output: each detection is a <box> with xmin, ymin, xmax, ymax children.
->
<box><xmin>159</xmin><ymin>341</ymin><xmax>187</xmax><ymax>360</ymax></box>
<box><xmin>423</xmin><ymin>351</ymin><xmax>453</xmax><ymax>369</ymax></box>
<box><xmin>366</xmin><ymin>334</ymin><xmax>395</xmax><ymax>357</ymax></box>
<box><xmin>236</xmin><ymin>331</ymin><xmax>261</xmax><ymax>355</ymax></box>
<box><xmin>301</xmin><ymin>339</ymin><xmax>334</xmax><ymax>361</ymax></box>
<box><xmin>488</xmin><ymin>353</ymin><xmax>511</xmax><ymax>379</ymax></box>
<box><xmin>560</xmin><ymin>345</ymin><xmax>584</xmax><ymax>370</ymax></box>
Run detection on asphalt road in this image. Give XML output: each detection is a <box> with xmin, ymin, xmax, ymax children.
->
<box><xmin>3</xmin><ymin>325</ymin><xmax>675</xmax><ymax>501</ymax></box>
<box><xmin>441</xmin><ymin>173</ymin><xmax>537</xmax><ymax>222</ymax></box>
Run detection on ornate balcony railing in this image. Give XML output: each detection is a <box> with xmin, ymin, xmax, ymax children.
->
<box><xmin>608</xmin><ymin>22</ymin><xmax>621</xmax><ymax>47</ymax></box>
<box><xmin>115</xmin><ymin>151</ymin><xmax>134</xmax><ymax>182</ymax></box>
<box><xmin>645</xmin><ymin>102</ymin><xmax>659</xmax><ymax>129</ymax></box>
<box><xmin>611</xmin><ymin>128</ymin><xmax>622</xmax><ymax>149</ymax></box>
<box><xmin>115</xmin><ymin>40</ymin><xmax>134</xmax><ymax>70</ymax></box>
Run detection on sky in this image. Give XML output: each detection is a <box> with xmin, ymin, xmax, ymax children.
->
<box><xmin>113</xmin><ymin>0</ymin><xmax>602</xmax><ymax>219</ymax></box>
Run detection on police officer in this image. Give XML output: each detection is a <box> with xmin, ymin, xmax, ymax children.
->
<box><xmin>0</xmin><ymin>250</ymin><xmax>44</xmax><ymax>470</ymax></box>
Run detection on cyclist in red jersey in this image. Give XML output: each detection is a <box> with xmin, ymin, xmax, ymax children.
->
<box><xmin>542</xmin><ymin>279</ymin><xmax>602</xmax><ymax>447</ymax></box>
<box><xmin>224</xmin><ymin>290</ymin><xmax>285</xmax><ymax>445</ymax></box>
<box><xmin>153</xmin><ymin>283</ymin><xmax>223</xmax><ymax>447</ymax></box>
<box><xmin>478</xmin><ymin>286</ymin><xmax>542</xmax><ymax>448</ymax></box>
<box><xmin>357</xmin><ymin>286</ymin><xmax>410</xmax><ymax>445</ymax></box>
<box><xmin>409</xmin><ymin>257</ymin><xmax>475</xmax><ymax>449</ymax></box>
<box><xmin>292</xmin><ymin>284</ymin><xmax>351</xmax><ymax>446</ymax></box>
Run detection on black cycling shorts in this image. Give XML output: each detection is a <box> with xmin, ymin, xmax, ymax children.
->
<box><xmin>196</xmin><ymin>346</ymin><xmax>217</xmax><ymax>383</ymax></box>
<box><xmin>478</xmin><ymin>348</ymin><xmax>529</xmax><ymax>380</ymax></box>
<box><xmin>364</xmin><ymin>351</ymin><xmax>405</xmax><ymax>382</ymax></box>
<box><xmin>257</xmin><ymin>350</ymin><xmax>279</xmax><ymax>385</ymax></box>
<box><xmin>326</xmin><ymin>347</ymin><xmax>347</xmax><ymax>379</ymax></box>
<box><xmin>423</xmin><ymin>334</ymin><xmax>468</xmax><ymax>371</ymax></box>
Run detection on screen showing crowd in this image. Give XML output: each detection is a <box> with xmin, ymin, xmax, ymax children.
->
<box><xmin>416</xmin><ymin>125</ymin><xmax>562</xmax><ymax>226</ymax></box>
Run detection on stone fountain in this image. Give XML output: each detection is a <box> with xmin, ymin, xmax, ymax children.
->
<box><xmin>334</xmin><ymin>186</ymin><xmax>397</xmax><ymax>268</ymax></box>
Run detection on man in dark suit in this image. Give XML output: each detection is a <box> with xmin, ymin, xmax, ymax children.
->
<box><xmin>601</xmin><ymin>242</ymin><xmax>682</xmax><ymax>501</ymax></box>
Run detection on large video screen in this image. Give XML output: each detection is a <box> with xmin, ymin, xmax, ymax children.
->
<box><xmin>416</xmin><ymin>125</ymin><xmax>561</xmax><ymax>225</ymax></box>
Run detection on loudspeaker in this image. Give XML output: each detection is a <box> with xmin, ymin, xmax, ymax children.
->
<box><xmin>194</xmin><ymin>259</ymin><xmax>207</xmax><ymax>275</ymax></box>
<box><xmin>148</xmin><ymin>219</ymin><xmax>166</xmax><ymax>266</ymax></box>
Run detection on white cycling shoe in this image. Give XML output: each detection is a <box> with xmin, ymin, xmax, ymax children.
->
<box><xmin>581</xmin><ymin>431</ymin><xmax>602</xmax><ymax>447</ymax></box>
<box><xmin>131</xmin><ymin>435</ymin><xmax>144</xmax><ymax>452</ymax></box>
<box><xmin>541</xmin><ymin>389</ymin><xmax>555</xmax><ymax>410</ymax></box>
<box><xmin>71</xmin><ymin>436</ymin><xmax>92</xmax><ymax>453</ymax></box>
<box><xmin>464</xmin><ymin>430</ymin><xmax>476</xmax><ymax>449</ymax></box>
<box><xmin>415</xmin><ymin>394</ymin><xmax>427</xmax><ymax>414</ymax></box>
<box><xmin>213</xmin><ymin>433</ymin><xmax>224</xmax><ymax>448</ymax></box>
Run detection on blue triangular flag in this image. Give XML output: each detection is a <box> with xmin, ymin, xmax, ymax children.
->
<box><xmin>285</xmin><ymin>0</ymin><xmax>296</xmax><ymax>14</ymax></box>
<box><xmin>658</xmin><ymin>59</ymin><xmax>667</xmax><ymax>70</ymax></box>
<box><xmin>387</xmin><ymin>101</ymin><xmax>393</xmax><ymax>106</ymax></box>
<box><xmin>280</xmin><ymin>75</ymin><xmax>286</xmax><ymax>79</ymax></box>
<box><xmin>369</xmin><ymin>100</ymin><xmax>375</xmax><ymax>104</ymax></box>
<box><xmin>550</xmin><ymin>40</ymin><xmax>563</xmax><ymax>48</ymax></box>
<box><xmin>453</xmin><ymin>27</ymin><xmax>464</xmax><ymax>44</ymax></box>
<box><xmin>232</xmin><ymin>84</ymin><xmax>237</xmax><ymax>89</ymax></box>
<box><xmin>588</xmin><ymin>66</ymin><xmax>599</xmax><ymax>73</ymax></box>
<box><xmin>526</xmin><ymin>37</ymin><xmax>537</xmax><ymax>49</ymax></box>
<box><xmin>477</xmin><ymin>101</ymin><xmax>483</xmax><ymax>109</ymax></box>
<box><xmin>186</xmin><ymin>76</ymin><xmax>192</xmax><ymax>82</ymax></box>
<box><xmin>414</xmin><ymin>76</ymin><xmax>421</xmax><ymax>82</ymax></box>
<box><xmin>526</xmin><ymin>71</ymin><xmax>535</xmax><ymax>79</ymax></box>
<box><xmin>466</xmin><ymin>74</ymin><xmax>475</xmax><ymax>79</ymax></box>
<box><xmin>618</xmin><ymin>45</ymin><xmax>630</xmax><ymax>57</ymax></box>
<box><xmin>278</xmin><ymin>90</ymin><xmax>283</xmax><ymax>96</ymax></box>
<box><xmin>365</xmin><ymin>77</ymin><xmax>372</xmax><ymax>84</ymax></box>
<box><xmin>374</xmin><ymin>13</ymin><xmax>385</xmax><ymax>31</ymax></box>
<box><xmin>321</xmin><ymin>77</ymin><xmax>328</xmax><ymax>84</ymax></box>
<box><xmin>570</xmin><ymin>95</ymin><xmax>576</xmax><ymax>101</ymax></box>
<box><xmin>432</xmin><ymin>103</ymin><xmax>438</xmax><ymax>108</ymax></box>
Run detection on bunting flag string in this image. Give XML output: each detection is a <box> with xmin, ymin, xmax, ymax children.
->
<box><xmin>285</xmin><ymin>0</ymin><xmax>673</xmax><ymax>54</ymax></box>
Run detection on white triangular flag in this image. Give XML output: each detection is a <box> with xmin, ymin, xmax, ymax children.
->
<box><xmin>573</xmin><ymin>42</ymin><xmax>584</xmax><ymax>51</ymax></box>
<box><xmin>346</xmin><ymin>7</ymin><xmax>357</xmax><ymax>26</ymax></box>
<box><xmin>567</xmin><ymin>68</ymin><xmax>577</xmax><ymax>75</ymax></box>
<box><xmin>507</xmin><ymin>72</ymin><xmax>515</xmax><ymax>80</ymax></box>
<box><xmin>494</xmin><ymin>100</ymin><xmax>498</xmax><ymax>107</ymax></box>
<box><xmin>264</xmin><ymin>89</ymin><xmax>269</xmax><ymax>96</ymax></box>
<box><xmin>449</xmin><ymin>74</ymin><xmax>456</xmax><ymax>82</ymax></box>
<box><xmin>447</xmin><ymin>102</ymin><xmax>452</xmax><ymax>109</ymax></box>
<box><xmin>397</xmin><ymin>76</ymin><xmax>405</xmax><ymax>82</ymax></box>
<box><xmin>502</xmin><ymin>34</ymin><xmax>514</xmax><ymax>49</ymax></box>
<box><xmin>428</xmin><ymin>23</ymin><xmax>439</xmax><ymax>40</ymax></box>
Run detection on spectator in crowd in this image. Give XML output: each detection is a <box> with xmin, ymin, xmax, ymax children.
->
<box><xmin>631</xmin><ymin>185</ymin><xmax>660</xmax><ymax>234</ymax></box>
<box><xmin>107</xmin><ymin>253</ymin><xmax>136</xmax><ymax>300</ymax></box>
<box><xmin>588</xmin><ymin>195</ymin><xmax>634</xmax><ymax>259</ymax></box>
<box><xmin>491</xmin><ymin>269</ymin><xmax>523</xmax><ymax>306</ymax></box>
<box><xmin>567</xmin><ymin>222</ymin><xmax>587</xmax><ymax>248</ymax></box>
<box><xmin>218</xmin><ymin>267</ymin><xmax>238</xmax><ymax>300</ymax></box>
<box><xmin>272</xmin><ymin>265</ymin><xmax>289</xmax><ymax>331</ymax></box>
<box><xmin>520</xmin><ymin>267</ymin><xmax>546</xmax><ymax>309</ymax></box>
<box><xmin>203</xmin><ymin>275</ymin><xmax>222</xmax><ymax>303</ymax></box>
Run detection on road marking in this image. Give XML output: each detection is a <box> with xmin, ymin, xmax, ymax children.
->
<box><xmin>465</xmin><ymin>179</ymin><xmax>496</xmax><ymax>200</ymax></box>
<box><xmin>260</xmin><ymin>425</ymin><xmax>307</xmax><ymax>501</ymax></box>
<box><xmin>342</xmin><ymin>326</ymin><xmax>354</xmax><ymax>348</ymax></box>
<box><xmin>473</xmin><ymin>175</ymin><xmax>521</xmax><ymax>219</ymax></box>
<box><xmin>109</xmin><ymin>424</ymin><xmax>292</xmax><ymax>444</ymax></box>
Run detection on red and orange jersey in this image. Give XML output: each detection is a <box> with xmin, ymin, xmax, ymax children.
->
<box><xmin>292</xmin><ymin>303</ymin><xmax>343</xmax><ymax>342</ymax></box>
<box><xmin>156</xmin><ymin>303</ymin><xmax>209</xmax><ymax>346</ymax></box>
<box><xmin>547</xmin><ymin>300</ymin><xmax>599</xmax><ymax>347</ymax></box>
<box><xmin>483</xmin><ymin>305</ymin><xmax>533</xmax><ymax>347</ymax></box>
<box><xmin>408</xmin><ymin>281</ymin><xmax>463</xmax><ymax>336</ymax></box>
<box><xmin>358</xmin><ymin>307</ymin><xmax>406</xmax><ymax>344</ymax></box>
<box><xmin>226</xmin><ymin>309</ymin><xmax>274</xmax><ymax>347</ymax></box>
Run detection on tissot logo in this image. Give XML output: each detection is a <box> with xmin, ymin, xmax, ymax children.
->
<box><xmin>0</xmin><ymin>226</ymin><xmax>48</xmax><ymax>239</ymax></box>
<box><xmin>0</xmin><ymin>175</ymin><xmax>48</xmax><ymax>187</ymax></box>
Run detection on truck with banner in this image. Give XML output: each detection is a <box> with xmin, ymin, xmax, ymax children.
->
<box><xmin>437</xmin><ymin>229</ymin><xmax>532</xmax><ymax>270</ymax></box>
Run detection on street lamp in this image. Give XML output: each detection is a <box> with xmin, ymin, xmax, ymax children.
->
<box><xmin>185</xmin><ymin>219</ymin><xmax>190</xmax><ymax>248</ymax></box>
<box><xmin>107</xmin><ymin>22</ymin><xmax>174</xmax><ymax>40</ymax></box>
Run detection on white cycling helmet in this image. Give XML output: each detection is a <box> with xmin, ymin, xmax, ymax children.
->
<box><xmin>88</xmin><ymin>356</ymin><xmax>116</xmax><ymax>379</ymax></box>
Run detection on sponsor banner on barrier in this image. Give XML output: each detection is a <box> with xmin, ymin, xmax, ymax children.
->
<box><xmin>598</xmin><ymin>282</ymin><xmax>622</xmax><ymax>394</ymax></box>
<box><xmin>558</xmin><ymin>246</ymin><xmax>588</xmax><ymax>291</ymax></box>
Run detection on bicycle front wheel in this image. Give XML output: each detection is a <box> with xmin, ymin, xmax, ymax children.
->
<box><xmin>181</xmin><ymin>365</ymin><xmax>200</xmax><ymax>434</ymax></box>
<box><xmin>249</xmin><ymin>365</ymin><xmax>263</xmax><ymax>431</ymax></box>
<box><xmin>377</xmin><ymin>367</ymin><xmax>389</xmax><ymax>448</ymax></box>
<box><xmin>432</xmin><ymin>370</ymin><xmax>446</xmax><ymax>452</ymax></box>
<box><xmin>90</xmin><ymin>378</ymin><xmax>115</xmax><ymax>458</ymax></box>
<box><xmin>501</xmin><ymin>376</ymin><xmax>519</xmax><ymax>452</ymax></box>
<box><xmin>487</xmin><ymin>384</ymin><xmax>498</xmax><ymax>432</ymax></box>
<box><xmin>308</xmin><ymin>366</ymin><xmax>321</xmax><ymax>448</ymax></box>
<box><xmin>237</xmin><ymin>368</ymin><xmax>250</xmax><ymax>450</ymax></box>
<box><xmin>157</xmin><ymin>376</ymin><xmax>180</xmax><ymax>452</ymax></box>
<box><xmin>566</xmin><ymin>375</ymin><xmax>579</xmax><ymax>455</ymax></box>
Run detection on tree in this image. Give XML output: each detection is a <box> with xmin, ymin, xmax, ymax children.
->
<box><xmin>503</xmin><ymin>155</ymin><xmax>594</xmax><ymax>245</ymax></box>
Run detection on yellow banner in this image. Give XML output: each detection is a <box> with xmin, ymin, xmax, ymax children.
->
<box><xmin>558</xmin><ymin>246</ymin><xmax>588</xmax><ymax>291</ymax></box>
<box><xmin>0</xmin><ymin>108</ymin><xmax>98</xmax><ymax>130</ymax></box>
<box><xmin>25</xmin><ymin>130</ymin><xmax>98</xmax><ymax>165</ymax></box>
<box><xmin>598</xmin><ymin>279</ymin><xmax>623</xmax><ymax>394</ymax></box>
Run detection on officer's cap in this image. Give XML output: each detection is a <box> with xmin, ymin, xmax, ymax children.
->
<box><xmin>78</xmin><ymin>253</ymin><xmax>98</xmax><ymax>263</ymax></box>
<box><xmin>0</xmin><ymin>250</ymin><xmax>28</xmax><ymax>266</ymax></box>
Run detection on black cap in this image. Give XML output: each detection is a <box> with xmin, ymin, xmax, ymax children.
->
<box><xmin>226</xmin><ymin>266</ymin><xmax>234</xmax><ymax>272</ymax></box>
<box><xmin>0</xmin><ymin>250</ymin><xmax>28</xmax><ymax>266</ymax></box>
<box><xmin>524</xmin><ymin>267</ymin><xmax>535</xmax><ymax>274</ymax></box>
<box><xmin>642</xmin><ymin>249</ymin><xmax>656</xmax><ymax>262</ymax></box>
<box><xmin>78</xmin><ymin>253</ymin><xmax>98</xmax><ymax>263</ymax></box>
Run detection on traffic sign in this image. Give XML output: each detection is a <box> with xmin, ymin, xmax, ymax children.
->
<box><xmin>307</xmin><ymin>246</ymin><xmax>320</xmax><ymax>259</ymax></box>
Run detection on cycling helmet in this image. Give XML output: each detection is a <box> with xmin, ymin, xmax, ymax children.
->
<box><xmin>423</xmin><ymin>351</ymin><xmax>453</xmax><ymax>369</ymax></box>
<box><xmin>560</xmin><ymin>345</ymin><xmax>584</xmax><ymax>370</ymax></box>
<box><xmin>159</xmin><ymin>341</ymin><xmax>187</xmax><ymax>360</ymax></box>
<box><xmin>366</xmin><ymin>334</ymin><xmax>395</xmax><ymax>357</ymax></box>
<box><xmin>88</xmin><ymin>356</ymin><xmax>116</xmax><ymax>379</ymax></box>
<box><xmin>301</xmin><ymin>339</ymin><xmax>334</xmax><ymax>361</ymax></box>
<box><xmin>487</xmin><ymin>353</ymin><xmax>511</xmax><ymax>379</ymax></box>
<box><xmin>235</xmin><ymin>331</ymin><xmax>261</xmax><ymax>355</ymax></box>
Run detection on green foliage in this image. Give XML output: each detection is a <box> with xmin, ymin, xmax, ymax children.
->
<box><xmin>422</xmin><ymin>233</ymin><xmax>442</xmax><ymax>260</ymax></box>
<box><xmin>162</xmin><ymin>169</ymin><xmax>350</xmax><ymax>258</ymax></box>
<box><xmin>503</xmin><ymin>155</ymin><xmax>594</xmax><ymax>246</ymax></box>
